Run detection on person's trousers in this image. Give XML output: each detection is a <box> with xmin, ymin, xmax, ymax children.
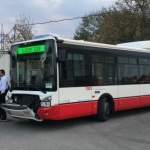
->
<box><xmin>0</xmin><ymin>91</ymin><xmax>7</xmax><ymax>119</ymax></box>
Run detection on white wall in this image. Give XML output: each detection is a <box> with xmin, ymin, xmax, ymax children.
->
<box><xmin>0</xmin><ymin>54</ymin><xmax>10</xmax><ymax>77</ymax></box>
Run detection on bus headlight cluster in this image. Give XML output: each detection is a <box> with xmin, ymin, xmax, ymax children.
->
<box><xmin>41</xmin><ymin>96</ymin><xmax>52</xmax><ymax>107</ymax></box>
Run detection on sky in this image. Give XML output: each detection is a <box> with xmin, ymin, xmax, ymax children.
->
<box><xmin>0</xmin><ymin>0</ymin><xmax>115</xmax><ymax>39</ymax></box>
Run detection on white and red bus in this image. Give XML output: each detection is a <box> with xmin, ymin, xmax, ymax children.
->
<box><xmin>1</xmin><ymin>34</ymin><xmax>150</xmax><ymax>122</ymax></box>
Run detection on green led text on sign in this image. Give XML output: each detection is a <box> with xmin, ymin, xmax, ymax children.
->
<box><xmin>18</xmin><ymin>45</ymin><xmax>45</xmax><ymax>55</ymax></box>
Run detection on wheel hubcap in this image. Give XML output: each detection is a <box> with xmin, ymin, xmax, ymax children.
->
<box><xmin>104</xmin><ymin>102</ymin><xmax>110</xmax><ymax>118</ymax></box>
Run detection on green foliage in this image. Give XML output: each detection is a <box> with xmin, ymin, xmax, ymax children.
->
<box><xmin>74</xmin><ymin>12</ymin><xmax>102</xmax><ymax>41</ymax></box>
<box><xmin>74</xmin><ymin>0</ymin><xmax>150</xmax><ymax>44</ymax></box>
<box><xmin>4</xmin><ymin>15</ymin><xmax>37</xmax><ymax>50</ymax></box>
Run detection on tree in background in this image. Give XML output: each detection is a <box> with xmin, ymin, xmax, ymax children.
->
<box><xmin>74</xmin><ymin>12</ymin><xmax>102</xmax><ymax>41</ymax></box>
<box><xmin>74</xmin><ymin>0</ymin><xmax>150</xmax><ymax>44</ymax></box>
<box><xmin>113</xmin><ymin>0</ymin><xmax>150</xmax><ymax>42</ymax></box>
<box><xmin>4</xmin><ymin>15</ymin><xmax>37</xmax><ymax>50</ymax></box>
<box><xmin>96</xmin><ymin>6</ymin><xmax>139</xmax><ymax>44</ymax></box>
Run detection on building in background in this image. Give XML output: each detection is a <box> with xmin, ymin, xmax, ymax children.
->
<box><xmin>0</xmin><ymin>53</ymin><xmax>10</xmax><ymax>78</ymax></box>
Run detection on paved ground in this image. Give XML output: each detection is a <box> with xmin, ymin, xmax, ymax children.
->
<box><xmin>0</xmin><ymin>107</ymin><xmax>150</xmax><ymax>150</ymax></box>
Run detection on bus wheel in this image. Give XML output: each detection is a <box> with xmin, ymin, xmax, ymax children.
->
<box><xmin>97</xmin><ymin>97</ymin><xmax>110</xmax><ymax>122</ymax></box>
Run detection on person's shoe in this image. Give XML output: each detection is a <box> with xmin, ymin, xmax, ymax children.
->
<box><xmin>0</xmin><ymin>115</ymin><xmax>6</xmax><ymax>120</ymax></box>
<box><xmin>0</xmin><ymin>116</ymin><xmax>7</xmax><ymax>121</ymax></box>
<box><xmin>0</xmin><ymin>119</ymin><xmax>7</xmax><ymax>122</ymax></box>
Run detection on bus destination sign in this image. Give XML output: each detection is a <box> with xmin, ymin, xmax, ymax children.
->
<box><xmin>18</xmin><ymin>45</ymin><xmax>45</xmax><ymax>55</ymax></box>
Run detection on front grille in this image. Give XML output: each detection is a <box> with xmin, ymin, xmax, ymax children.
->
<box><xmin>11</xmin><ymin>94</ymin><xmax>40</xmax><ymax>112</ymax></box>
<box><xmin>1</xmin><ymin>104</ymin><xmax>28</xmax><ymax>110</ymax></box>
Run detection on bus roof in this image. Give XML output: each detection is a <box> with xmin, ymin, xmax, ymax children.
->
<box><xmin>11</xmin><ymin>34</ymin><xmax>150</xmax><ymax>54</ymax></box>
<box><xmin>58</xmin><ymin>38</ymin><xmax>150</xmax><ymax>54</ymax></box>
<box><xmin>117</xmin><ymin>41</ymin><xmax>150</xmax><ymax>50</ymax></box>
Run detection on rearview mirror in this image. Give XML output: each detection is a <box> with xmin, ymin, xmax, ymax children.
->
<box><xmin>12</xmin><ymin>55</ymin><xmax>16</xmax><ymax>68</ymax></box>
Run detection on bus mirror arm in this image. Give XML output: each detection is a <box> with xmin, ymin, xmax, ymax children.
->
<box><xmin>9</xmin><ymin>52</ymin><xmax>16</xmax><ymax>68</ymax></box>
<box><xmin>0</xmin><ymin>51</ymin><xmax>15</xmax><ymax>56</ymax></box>
<box><xmin>57</xmin><ymin>49</ymin><xmax>66</xmax><ymax>63</ymax></box>
<box><xmin>8</xmin><ymin>51</ymin><xmax>15</xmax><ymax>57</ymax></box>
<box><xmin>8</xmin><ymin>51</ymin><xmax>12</xmax><ymax>55</ymax></box>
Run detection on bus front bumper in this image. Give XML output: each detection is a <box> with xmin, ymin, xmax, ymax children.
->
<box><xmin>0</xmin><ymin>104</ymin><xmax>43</xmax><ymax>122</ymax></box>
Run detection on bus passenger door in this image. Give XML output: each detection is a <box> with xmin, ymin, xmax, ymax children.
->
<box><xmin>139</xmin><ymin>63</ymin><xmax>150</xmax><ymax>107</ymax></box>
<box><xmin>118</xmin><ymin>62</ymin><xmax>140</xmax><ymax>110</ymax></box>
<box><xmin>58</xmin><ymin>52</ymin><xmax>92</xmax><ymax>119</ymax></box>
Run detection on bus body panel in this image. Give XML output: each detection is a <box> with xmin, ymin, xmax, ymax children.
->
<box><xmin>118</xmin><ymin>85</ymin><xmax>140</xmax><ymax>110</ymax></box>
<box><xmin>58</xmin><ymin>87</ymin><xmax>92</xmax><ymax>104</ymax></box>
<box><xmin>38</xmin><ymin>101</ymin><xmax>98</xmax><ymax>120</ymax></box>
<box><xmin>118</xmin><ymin>96</ymin><xmax>140</xmax><ymax>110</ymax></box>
<box><xmin>91</xmin><ymin>85</ymin><xmax>118</xmax><ymax>100</ymax></box>
<box><xmin>140</xmin><ymin>84</ymin><xmax>150</xmax><ymax>107</ymax></box>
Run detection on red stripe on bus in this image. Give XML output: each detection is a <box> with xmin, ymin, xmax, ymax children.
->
<box><xmin>38</xmin><ymin>95</ymin><xmax>150</xmax><ymax>120</ymax></box>
<box><xmin>140</xmin><ymin>95</ymin><xmax>150</xmax><ymax>107</ymax></box>
<box><xmin>37</xmin><ymin>105</ymin><xmax>60</xmax><ymax>120</ymax></box>
<box><xmin>38</xmin><ymin>101</ymin><xmax>98</xmax><ymax>120</ymax></box>
<box><xmin>114</xmin><ymin>95</ymin><xmax>150</xmax><ymax>111</ymax></box>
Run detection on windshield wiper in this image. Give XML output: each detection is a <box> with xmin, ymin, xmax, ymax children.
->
<box><xmin>32</xmin><ymin>87</ymin><xmax>47</xmax><ymax>94</ymax></box>
<box><xmin>11</xmin><ymin>86</ymin><xmax>47</xmax><ymax>94</ymax></box>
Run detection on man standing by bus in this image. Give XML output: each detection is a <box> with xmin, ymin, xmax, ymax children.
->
<box><xmin>0</xmin><ymin>69</ymin><xmax>9</xmax><ymax>121</ymax></box>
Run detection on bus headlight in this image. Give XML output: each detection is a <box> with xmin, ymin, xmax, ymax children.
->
<box><xmin>41</xmin><ymin>96</ymin><xmax>51</xmax><ymax>107</ymax></box>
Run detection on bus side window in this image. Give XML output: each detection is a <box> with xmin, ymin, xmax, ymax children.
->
<box><xmin>139</xmin><ymin>64</ymin><xmax>150</xmax><ymax>84</ymax></box>
<box><xmin>118</xmin><ymin>63</ymin><xmax>139</xmax><ymax>85</ymax></box>
<box><xmin>59</xmin><ymin>55</ymin><xmax>74</xmax><ymax>87</ymax></box>
<box><xmin>92</xmin><ymin>55</ymin><xmax>117</xmax><ymax>86</ymax></box>
<box><xmin>59</xmin><ymin>51</ymin><xmax>90</xmax><ymax>87</ymax></box>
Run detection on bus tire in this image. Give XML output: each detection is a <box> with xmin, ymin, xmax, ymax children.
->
<box><xmin>97</xmin><ymin>97</ymin><xmax>110</xmax><ymax>122</ymax></box>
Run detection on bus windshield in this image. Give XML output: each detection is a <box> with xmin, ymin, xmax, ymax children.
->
<box><xmin>10</xmin><ymin>39</ymin><xmax>56</xmax><ymax>91</ymax></box>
